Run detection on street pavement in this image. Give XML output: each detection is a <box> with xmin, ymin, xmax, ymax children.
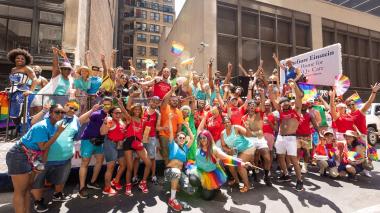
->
<box><xmin>1</xmin><ymin>160</ymin><xmax>380</xmax><ymax>213</ymax></box>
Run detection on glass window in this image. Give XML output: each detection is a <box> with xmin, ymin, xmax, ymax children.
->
<box><xmin>322</xmin><ymin>29</ymin><xmax>335</xmax><ymax>47</ymax></box>
<box><xmin>136</xmin><ymin>58</ymin><xmax>144</xmax><ymax>69</ymax></box>
<box><xmin>337</xmin><ymin>32</ymin><xmax>348</xmax><ymax>54</ymax></box>
<box><xmin>348</xmin><ymin>36</ymin><xmax>358</xmax><ymax>56</ymax></box>
<box><xmin>278</xmin><ymin>46</ymin><xmax>292</xmax><ymax>60</ymax></box>
<box><xmin>359</xmin><ymin>59</ymin><xmax>369</xmax><ymax>87</ymax></box>
<box><xmin>0</xmin><ymin>18</ymin><xmax>6</xmax><ymax>50</ymax></box>
<box><xmin>261</xmin><ymin>43</ymin><xmax>276</xmax><ymax>76</ymax></box>
<box><xmin>241</xmin><ymin>11</ymin><xmax>258</xmax><ymax>39</ymax></box>
<box><xmin>137</xmin><ymin>46</ymin><xmax>146</xmax><ymax>56</ymax></box>
<box><xmin>372</xmin><ymin>40</ymin><xmax>380</xmax><ymax>60</ymax></box>
<box><xmin>137</xmin><ymin>33</ymin><xmax>147</xmax><ymax>42</ymax></box>
<box><xmin>278</xmin><ymin>19</ymin><xmax>292</xmax><ymax>44</ymax></box>
<box><xmin>217</xmin><ymin>6</ymin><xmax>237</xmax><ymax>35</ymax></box>
<box><xmin>38</xmin><ymin>24</ymin><xmax>62</xmax><ymax>54</ymax></box>
<box><xmin>150</xmin><ymin>47</ymin><xmax>158</xmax><ymax>56</ymax></box>
<box><xmin>164</xmin><ymin>15</ymin><xmax>173</xmax><ymax>23</ymax></box>
<box><xmin>122</xmin><ymin>47</ymin><xmax>133</xmax><ymax>56</ymax></box>
<box><xmin>136</xmin><ymin>9</ymin><xmax>147</xmax><ymax>19</ymax></box>
<box><xmin>40</xmin><ymin>11</ymin><xmax>64</xmax><ymax>23</ymax></box>
<box><xmin>260</xmin><ymin>15</ymin><xmax>275</xmax><ymax>42</ymax></box>
<box><xmin>348</xmin><ymin>57</ymin><xmax>359</xmax><ymax>86</ymax></box>
<box><xmin>296</xmin><ymin>22</ymin><xmax>310</xmax><ymax>47</ymax></box>
<box><xmin>150</xmin><ymin>35</ymin><xmax>160</xmax><ymax>43</ymax></box>
<box><xmin>296</xmin><ymin>48</ymin><xmax>308</xmax><ymax>55</ymax></box>
<box><xmin>217</xmin><ymin>36</ymin><xmax>237</xmax><ymax>75</ymax></box>
<box><xmin>7</xmin><ymin>20</ymin><xmax>31</xmax><ymax>51</ymax></box>
<box><xmin>242</xmin><ymin>40</ymin><xmax>259</xmax><ymax>71</ymax></box>
<box><xmin>0</xmin><ymin>4</ymin><xmax>33</xmax><ymax>19</ymax></box>
<box><xmin>151</xmin><ymin>3</ymin><xmax>159</xmax><ymax>10</ymax></box>
<box><xmin>150</xmin><ymin>12</ymin><xmax>160</xmax><ymax>21</ymax></box>
<box><xmin>358</xmin><ymin>38</ymin><xmax>369</xmax><ymax>57</ymax></box>
<box><xmin>163</xmin><ymin>5</ymin><xmax>174</xmax><ymax>13</ymax></box>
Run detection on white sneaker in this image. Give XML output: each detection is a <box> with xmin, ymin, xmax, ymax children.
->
<box><xmin>301</xmin><ymin>164</ymin><xmax>308</xmax><ymax>174</ymax></box>
<box><xmin>363</xmin><ymin>170</ymin><xmax>372</xmax><ymax>178</ymax></box>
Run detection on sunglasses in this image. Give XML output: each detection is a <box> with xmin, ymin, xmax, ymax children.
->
<box><xmin>113</xmin><ymin>111</ymin><xmax>122</xmax><ymax>115</ymax></box>
<box><xmin>347</xmin><ymin>104</ymin><xmax>355</xmax><ymax>106</ymax></box>
<box><xmin>178</xmin><ymin>136</ymin><xmax>186</xmax><ymax>140</ymax></box>
<box><xmin>269</xmin><ymin>81</ymin><xmax>277</xmax><ymax>84</ymax></box>
<box><xmin>199</xmin><ymin>136</ymin><xmax>207</xmax><ymax>140</ymax></box>
<box><xmin>54</xmin><ymin>111</ymin><xmax>66</xmax><ymax>115</ymax></box>
<box><xmin>69</xmin><ymin>107</ymin><xmax>78</xmax><ymax>112</ymax></box>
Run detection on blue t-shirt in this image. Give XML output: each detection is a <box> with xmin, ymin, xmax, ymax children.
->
<box><xmin>74</xmin><ymin>77</ymin><xmax>91</xmax><ymax>92</ymax></box>
<box><xmin>47</xmin><ymin>116</ymin><xmax>81</xmax><ymax>162</ymax></box>
<box><xmin>54</xmin><ymin>76</ymin><xmax>70</xmax><ymax>95</ymax></box>
<box><xmin>21</xmin><ymin>118</ymin><xmax>57</xmax><ymax>151</ymax></box>
<box><xmin>169</xmin><ymin>140</ymin><xmax>188</xmax><ymax>163</ymax></box>
<box><xmin>81</xmin><ymin>110</ymin><xmax>106</xmax><ymax>140</ymax></box>
<box><xmin>87</xmin><ymin>76</ymin><xmax>102</xmax><ymax>95</ymax></box>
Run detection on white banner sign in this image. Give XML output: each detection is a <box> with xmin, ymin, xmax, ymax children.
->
<box><xmin>280</xmin><ymin>43</ymin><xmax>342</xmax><ymax>86</ymax></box>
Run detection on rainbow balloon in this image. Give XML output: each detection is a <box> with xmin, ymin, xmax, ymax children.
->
<box><xmin>335</xmin><ymin>74</ymin><xmax>350</xmax><ymax>96</ymax></box>
<box><xmin>171</xmin><ymin>41</ymin><xmax>184</xmax><ymax>56</ymax></box>
<box><xmin>298</xmin><ymin>83</ymin><xmax>317</xmax><ymax>102</ymax></box>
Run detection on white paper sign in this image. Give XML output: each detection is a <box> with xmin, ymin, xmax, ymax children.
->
<box><xmin>280</xmin><ymin>43</ymin><xmax>342</xmax><ymax>86</ymax></box>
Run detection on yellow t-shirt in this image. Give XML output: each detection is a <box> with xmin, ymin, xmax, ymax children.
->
<box><xmin>100</xmin><ymin>75</ymin><xmax>115</xmax><ymax>92</ymax></box>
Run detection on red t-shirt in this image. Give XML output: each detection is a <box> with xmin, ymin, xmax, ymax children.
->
<box><xmin>206</xmin><ymin>114</ymin><xmax>224</xmax><ymax>142</ymax></box>
<box><xmin>194</xmin><ymin>109</ymin><xmax>206</xmax><ymax>128</ymax></box>
<box><xmin>350</xmin><ymin>109</ymin><xmax>367</xmax><ymax>134</ymax></box>
<box><xmin>296</xmin><ymin>112</ymin><xmax>312</xmax><ymax>135</ymax></box>
<box><xmin>108</xmin><ymin>120</ymin><xmax>127</xmax><ymax>142</ymax></box>
<box><xmin>229</xmin><ymin>106</ymin><xmax>246</xmax><ymax>125</ymax></box>
<box><xmin>263</xmin><ymin>112</ymin><xmax>276</xmax><ymax>135</ymax></box>
<box><xmin>153</xmin><ymin>80</ymin><xmax>171</xmax><ymax>100</ymax></box>
<box><xmin>279</xmin><ymin>109</ymin><xmax>300</xmax><ymax>122</ymax></box>
<box><xmin>142</xmin><ymin>109</ymin><xmax>158</xmax><ymax>137</ymax></box>
<box><xmin>126</xmin><ymin>119</ymin><xmax>143</xmax><ymax>140</ymax></box>
<box><xmin>335</xmin><ymin>114</ymin><xmax>355</xmax><ymax>133</ymax></box>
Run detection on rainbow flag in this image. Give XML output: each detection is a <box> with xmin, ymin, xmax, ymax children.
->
<box><xmin>222</xmin><ymin>155</ymin><xmax>242</xmax><ymax>167</ymax></box>
<box><xmin>180</xmin><ymin>57</ymin><xmax>195</xmax><ymax>66</ymax></box>
<box><xmin>171</xmin><ymin>41</ymin><xmax>184</xmax><ymax>56</ymax></box>
<box><xmin>347</xmin><ymin>92</ymin><xmax>363</xmax><ymax>107</ymax></box>
<box><xmin>298</xmin><ymin>83</ymin><xmax>317</xmax><ymax>102</ymax></box>
<box><xmin>0</xmin><ymin>92</ymin><xmax>9</xmax><ymax>120</ymax></box>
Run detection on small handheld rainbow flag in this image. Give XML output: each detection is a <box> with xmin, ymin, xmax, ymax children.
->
<box><xmin>298</xmin><ymin>83</ymin><xmax>317</xmax><ymax>102</ymax></box>
<box><xmin>347</xmin><ymin>92</ymin><xmax>363</xmax><ymax>107</ymax></box>
<box><xmin>180</xmin><ymin>57</ymin><xmax>195</xmax><ymax>66</ymax></box>
<box><xmin>171</xmin><ymin>41</ymin><xmax>184</xmax><ymax>56</ymax></box>
<box><xmin>335</xmin><ymin>74</ymin><xmax>350</xmax><ymax>96</ymax></box>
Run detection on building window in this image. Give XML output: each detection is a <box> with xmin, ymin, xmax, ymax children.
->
<box><xmin>150</xmin><ymin>35</ymin><xmax>160</xmax><ymax>43</ymax></box>
<box><xmin>39</xmin><ymin>11</ymin><xmax>64</xmax><ymax>23</ymax></box>
<box><xmin>136</xmin><ymin>9</ymin><xmax>147</xmax><ymax>19</ymax></box>
<box><xmin>163</xmin><ymin>0</ymin><xmax>173</xmax><ymax>3</ymax></box>
<box><xmin>136</xmin><ymin>58</ymin><xmax>144</xmax><ymax>69</ymax></box>
<box><xmin>150</xmin><ymin>12</ymin><xmax>160</xmax><ymax>21</ymax></box>
<box><xmin>122</xmin><ymin>48</ymin><xmax>133</xmax><ymax>57</ymax></box>
<box><xmin>149</xmin><ymin>24</ymin><xmax>160</xmax><ymax>33</ymax></box>
<box><xmin>0</xmin><ymin>4</ymin><xmax>33</xmax><ymax>19</ymax></box>
<box><xmin>137</xmin><ymin>33</ymin><xmax>147</xmax><ymax>42</ymax></box>
<box><xmin>151</xmin><ymin>3</ymin><xmax>159</xmax><ymax>10</ymax></box>
<box><xmin>123</xmin><ymin>36</ymin><xmax>133</xmax><ymax>44</ymax></box>
<box><xmin>163</xmin><ymin>5</ymin><xmax>174</xmax><ymax>13</ymax></box>
<box><xmin>0</xmin><ymin>18</ymin><xmax>6</xmax><ymax>50</ymax></box>
<box><xmin>217</xmin><ymin>5</ymin><xmax>237</xmax><ymax>36</ymax></box>
<box><xmin>241</xmin><ymin>11</ymin><xmax>258</xmax><ymax>39</ymax></box>
<box><xmin>38</xmin><ymin>24</ymin><xmax>62</xmax><ymax>54</ymax></box>
<box><xmin>135</xmin><ymin>22</ymin><xmax>147</xmax><ymax>31</ymax></box>
<box><xmin>137</xmin><ymin>46</ymin><xmax>146</xmax><ymax>56</ymax></box>
<box><xmin>150</xmin><ymin>47</ymin><xmax>158</xmax><ymax>56</ymax></box>
<box><xmin>5</xmin><ymin>19</ymin><xmax>32</xmax><ymax>51</ymax></box>
<box><xmin>163</xmin><ymin>14</ymin><xmax>173</xmax><ymax>23</ymax></box>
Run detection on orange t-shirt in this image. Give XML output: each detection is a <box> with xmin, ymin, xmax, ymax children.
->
<box><xmin>159</xmin><ymin>105</ymin><xmax>184</xmax><ymax>137</ymax></box>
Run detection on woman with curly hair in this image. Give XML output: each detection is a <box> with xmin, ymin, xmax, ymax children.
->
<box><xmin>7</xmin><ymin>48</ymin><xmax>37</xmax><ymax>137</ymax></box>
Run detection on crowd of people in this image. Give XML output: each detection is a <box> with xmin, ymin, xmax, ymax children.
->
<box><xmin>4</xmin><ymin>47</ymin><xmax>379</xmax><ymax>213</ymax></box>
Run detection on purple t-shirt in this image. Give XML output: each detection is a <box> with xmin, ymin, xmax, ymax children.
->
<box><xmin>81</xmin><ymin>110</ymin><xmax>106</xmax><ymax>140</ymax></box>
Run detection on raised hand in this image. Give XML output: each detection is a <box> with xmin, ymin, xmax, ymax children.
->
<box><xmin>100</xmin><ymin>53</ymin><xmax>105</xmax><ymax>61</ymax></box>
<box><xmin>52</xmin><ymin>47</ymin><xmax>59</xmax><ymax>55</ymax></box>
<box><xmin>371</xmin><ymin>82</ymin><xmax>380</xmax><ymax>93</ymax></box>
<box><xmin>92</xmin><ymin>103</ymin><xmax>101</xmax><ymax>112</ymax></box>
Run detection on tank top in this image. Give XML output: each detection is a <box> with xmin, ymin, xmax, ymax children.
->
<box><xmin>296</xmin><ymin>112</ymin><xmax>312</xmax><ymax>135</ymax></box>
<box><xmin>54</xmin><ymin>76</ymin><xmax>70</xmax><ymax>95</ymax></box>
<box><xmin>335</xmin><ymin>114</ymin><xmax>355</xmax><ymax>133</ymax></box>
<box><xmin>108</xmin><ymin>120</ymin><xmax>127</xmax><ymax>142</ymax></box>
<box><xmin>195</xmin><ymin>148</ymin><xmax>217</xmax><ymax>172</ymax></box>
<box><xmin>142</xmin><ymin>109</ymin><xmax>158</xmax><ymax>137</ymax></box>
<box><xmin>169</xmin><ymin>140</ymin><xmax>188</xmax><ymax>163</ymax></box>
<box><xmin>223</xmin><ymin>125</ymin><xmax>253</xmax><ymax>153</ymax></box>
<box><xmin>230</xmin><ymin>107</ymin><xmax>245</xmax><ymax>125</ymax></box>
<box><xmin>153</xmin><ymin>80</ymin><xmax>171</xmax><ymax>100</ymax></box>
<box><xmin>350</xmin><ymin>110</ymin><xmax>367</xmax><ymax>134</ymax></box>
<box><xmin>285</xmin><ymin>67</ymin><xmax>297</xmax><ymax>83</ymax></box>
<box><xmin>126</xmin><ymin>119</ymin><xmax>143</xmax><ymax>140</ymax></box>
<box><xmin>9</xmin><ymin>72</ymin><xmax>30</xmax><ymax>91</ymax></box>
<box><xmin>206</xmin><ymin>114</ymin><xmax>224</xmax><ymax>142</ymax></box>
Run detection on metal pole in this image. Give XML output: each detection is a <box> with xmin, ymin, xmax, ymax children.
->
<box><xmin>5</xmin><ymin>84</ymin><xmax>15</xmax><ymax>142</ymax></box>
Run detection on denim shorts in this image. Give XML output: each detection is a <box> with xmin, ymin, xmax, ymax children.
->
<box><xmin>80</xmin><ymin>139</ymin><xmax>104</xmax><ymax>159</ymax></box>
<box><xmin>6</xmin><ymin>144</ymin><xmax>32</xmax><ymax>175</ymax></box>
<box><xmin>144</xmin><ymin>137</ymin><xmax>157</xmax><ymax>159</ymax></box>
<box><xmin>32</xmin><ymin>160</ymin><xmax>72</xmax><ymax>189</ymax></box>
<box><xmin>103</xmin><ymin>137</ymin><xmax>124</xmax><ymax>163</ymax></box>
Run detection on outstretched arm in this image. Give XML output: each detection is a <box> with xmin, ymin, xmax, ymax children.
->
<box><xmin>360</xmin><ymin>83</ymin><xmax>380</xmax><ymax>114</ymax></box>
<box><xmin>273</xmin><ymin>53</ymin><xmax>285</xmax><ymax>70</ymax></box>
<box><xmin>52</xmin><ymin>47</ymin><xmax>61</xmax><ymax>78</ymax></box>
<box><xmin>208</xmin><ymin>61</ymin><xmax>214</xmax><ymax>90</ymax></box>
<box><xmin>224</xmin><ymin>63</ymin><xmax>232</xmax><ymax>84</ymax></box>
<box><xmin>100</xmin><ymin>53</ymin><xmax>108</xmax><ymax>78</ymax></box>
<box><xmin>329</xmin><ymin>88</ymin><xmax>338</xmax><ymax>121</ymax></box>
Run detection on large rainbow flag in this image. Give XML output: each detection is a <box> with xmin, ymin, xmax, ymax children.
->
<box><xmin>171</xmin><ymin>41</ymin><xmax>184</xmax><ymax>56</ymax></box>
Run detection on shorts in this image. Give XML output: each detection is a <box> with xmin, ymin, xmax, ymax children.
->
<box><xmin>6</xmin><ymin>144</ymin><xmax>32</xmax><ymax>175</ymax></box>
<box><xmin>103</xmin><ymin>137</ymin><xmax>124</xmax><ymax>162</ymax></box>
<box><xmin>80</xmin><ymin>139</ymin><xmax>104</xmax><ymax>159</ymax></box>
<box><xmin>338</xmin><ymin>163</ymin><xmax>364</xmax><ymax>173</ymax></box>
<box><xmin>164</xmin><ymin>167</ymin><xmax>181</xmax><ymax>182</ymax></box>
<box><xmin>264</xmin><ymin>133</ymin><xmax>275</xmax><ymax>151</ymax></box>
<box><xmin>275</xmin><ymin>135</ymin><xmax>297</xmax><ymax>156</ymax></box>
<box><xmin>32</xmin><ymin>160</ymin><xmax>72</xmax><ymax>189</ymax></box>
<box><xmin>123</xmin><ymin>136</ymin><xmax>144</xmax><ymax>151</ymax></box>
<box><xmin>247</xmin><ymin>137</ymin><xmax>269</xmax><ymax>150</ymax></box>
<box><xmin>297</xmin><ymin>135</ymin><xmax>312</xmax><ymax>150</ymax></box>
<box><xmin>144</xmin><ymin>137</ymin><xmax>158</xmax><ymax>159</ymax></box>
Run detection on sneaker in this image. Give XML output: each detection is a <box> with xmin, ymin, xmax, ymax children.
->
<box><xmin>362</xmin><ymin>170</ymin><xmax>372</xmax><ymax>178</ymax></box>
<box><xmin>102</xmin><ymin>186</ymin><xmax>117</xmax><ymax>196</ymax></box>
<box><xmin>295</xmin><ymin>180</ymin><xmax>304</xmax><ymax>191</ymax></box>
<box><xmin>319</xmin><ymin>167</ymin><xmax>325</xmax><ymax>176</ymax></box>
<box><xmin>34</xmin><ymin>199</ymin><xmax>48</xmax><ymax>213</ymax></box>
<box><xmin>52</xmin><ymin>192</ymin><xmax>71</xmax><ymax>202</ymax></box>
<box><xmin>151</xmin><ymin>176</ymin><xmax>159</xmax><ymax>185</ymax></box>
<box><xmin>78</xmin><ymin>187</ymin><xmax>89</xmax><ymax>199</ymax></box>
<box><xmin>111</xmin><ymin>179</ymin><xmax>123</xmax><ymax>191</ymax></box>
<box><xmin>125</xmin><ymin>183</ymin><xmax>133</xmax><ymax>196</ymax></box>
<box><xmin>287</xmin><ymin>166</ymin><xmax>293</xmax><ymax>175</ymax></box>
<box><xmin>132</xmin><ymin>176</ymin><xmax>140</xmax><ymax>185</ymax></box>
<box><xmin>139</xmin><ymin>180</ymin><xmax>149</xmax><ymax>193</ymax></box>
<box><xmin>168</xmin><ymin>198</ymin><xmax>183</xmax><ymax>212</ymax></box>
<box><xmin>87</xmin><ymin>181</ymin><xmax>101</xmax><ymax>190</ymax></box>
<box><xmin>264</xmin><ymin>176</ymin><xmax>272</xmax><ymax>187</ymax></box>
<box><xmin>278</xmin><ymin>175</ymin><xmax>291</xmax><ymax>182</ymax></box>
<box><xmin>301</xmin><ymin>166</ymin><xmax>308</xmax><ymax>174</ymax></box>
<box><xmin>348</xmin><ymin>174</ymin><xmax>358</xmax><ymax>181</ymax></box>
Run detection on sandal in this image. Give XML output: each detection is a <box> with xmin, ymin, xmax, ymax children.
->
<box><xmin>228</xmin><ymin>179</ymin><xmax>238</xmax><ymax>186</ymax></box>
<box><xmin>240</xmin><ymin>186</ymin><xmax>249</xmax><ymax>193</ymax></box>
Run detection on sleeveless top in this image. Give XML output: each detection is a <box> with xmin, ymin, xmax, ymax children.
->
<box><xmin>108</xmin><ymin>120</ymin><xmax>127</xmax><ymax>142</ymax></box>
<box><xmin>153</xmin><ymin>80</ymin><xmax>171</xmax><ymax>100</ymax></box>
<box><xmin>285</xmin><ymin>67</ymin><xmax>297</xmax><ymax>83</ymax></box>
<box><xmin>169</xmin><ymin>140</ymin><xmax>188</xmax><ymax>163</ymax></box>
<box><xmin>223</xmin><ymin>126</ymin><xmax>253</xmax><ymax>153</ymax></box>
<box><xmin>142</xmin><ymin>109</ymin><xmax>158</xmax><ymax>137</ymax></box>
<box><xmin>9</xmin><ymin>72</ymin><xmax>30</xmax><ymax>91</ymax></box>
<box><xmin>126</xmin><ymin>119</ymin><xmax>143</xmax><ymax>140</ymax></box>
<box><xmin>54</xmin><ymin>76</ymin><xmax>70</xmax><ymax>95</ymax></box>
<box><xmin>195</xmin><ymin>148</ymin><xmax>217</xmax><ymax>172</ymax></box>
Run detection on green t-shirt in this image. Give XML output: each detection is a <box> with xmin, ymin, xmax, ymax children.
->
<box><xmin>313</xmin><ymin>105</ymin><xmax>327</xmax><ymax>127</ymax></box>
<box><xmin>182</xmin><ymin>113</ymin><xmax>197</xmax><ymax>161</ymax></box>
